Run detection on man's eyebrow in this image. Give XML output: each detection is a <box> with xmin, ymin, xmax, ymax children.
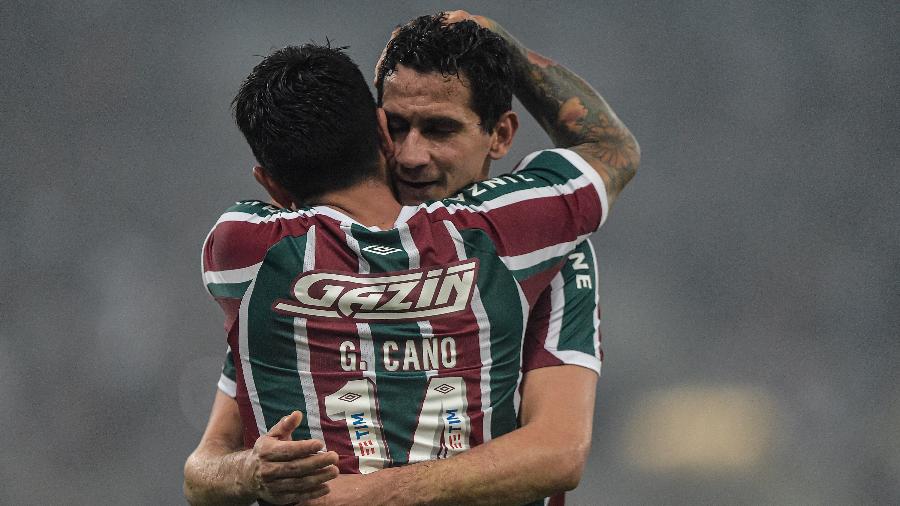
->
<box><xmin>424</xmin><ymin>117</ymin><xmax>464</xmax><ymax>129</ymax></box>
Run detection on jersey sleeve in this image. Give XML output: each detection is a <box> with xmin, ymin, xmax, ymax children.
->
<box><xmin>522</xmin><ymin>240</ymin><xmax>602</xmax><ymax>376</ymax></box>
<box><xmin>218</xmin><ymin>346</ymin><xmax>238</xmax><ymax>398</ymax></box>
<box><xmin>414</xmin><ymin>148</ymin><xmax>607</xmax><ymax>305</ymax></box>
<box><xmin>201</xmin><ymin>200</ymin><xmax>298</xmax><ymax>300</ymax></box>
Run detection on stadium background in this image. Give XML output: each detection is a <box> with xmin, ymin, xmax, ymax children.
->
<box><xmin>2</xmin><ymin>1</ymin><xmax>897</xmax><ymax>503</ymax></box>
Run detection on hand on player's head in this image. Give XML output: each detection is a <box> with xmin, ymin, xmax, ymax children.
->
<box><xmin>442</xmin><ymin>10</ymin><xmax>493</xmax><ymax>29</ymax></box>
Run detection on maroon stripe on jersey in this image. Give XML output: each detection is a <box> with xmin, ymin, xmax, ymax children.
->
<box><xmin>204</xmin><ymin>218</ymin><xmax>310</xmax><ymax>272</ymax></box>
<box><xmin>305</xmin><ymin>218</ymin><xmax>373</xmax><ymax>472</ymax></box>
<box><xmin>228</xmin><ymin>325</ymin><xmax>262</xmax><ymax>448</ymax></box>
<box><xmin>406</xmin><ymin>217</ymin><xmax>487</xmax><ymax>446</ymax></box>
<box><xmin>521</xmin><ymin>287</ymin><xmax>565</xmax><ymax>373</ymax></box>
<box><xmin>548</xmin><ymin>492</ymin><xmax>566</xmax><ymax>506</ymax></box>
<box><xmin>208</xmin><ymin>297</ymin><xmax>262</xmax><ymax>447</ymax></box>
<box><xmin>420</xmin><ymin>186</ymin><xmax>602</xmax><ymax>258</ymax></box>
<box><xmin>518</xmin><ymin>259</ymin><xmax>565</xmax><ymax>307</ymax></box>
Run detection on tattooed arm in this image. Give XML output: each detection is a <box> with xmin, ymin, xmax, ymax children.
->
<box><xmin>445</xmin><ymin>11</ymin><xmax>640</xmax><ymax>207</ymax></box>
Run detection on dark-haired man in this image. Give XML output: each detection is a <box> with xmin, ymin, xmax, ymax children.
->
<box><xmin>185</xmin><ymin>12</ymin><xmax>638</xmax><ymax>506</ymax></box>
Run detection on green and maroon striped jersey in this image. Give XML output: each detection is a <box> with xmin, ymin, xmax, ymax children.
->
<box><xmin>201</xmin><ymin>149</ymin><xmax>606</xmax><ymax>475</ymax></box>
<box><xmin>218</xmin><ymin>238</ymin><xmax>604</xmax><ymax>396</ymax></box>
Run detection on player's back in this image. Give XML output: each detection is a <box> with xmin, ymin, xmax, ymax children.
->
<box><xmin>202</xmin><ymin>148</ymin><xmax>607</xmax><ymax>473</ymax></box>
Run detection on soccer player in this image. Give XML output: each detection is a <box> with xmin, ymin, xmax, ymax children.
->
<box><xmin>185</xmin><ymin>13</ymin><xmax>638</xmax><ymax>506</ymax></box>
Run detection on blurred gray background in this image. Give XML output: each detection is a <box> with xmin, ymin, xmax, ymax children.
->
<box><xmin>2</xmin><ymin>0</ymin><xmax>897</xmax><ymax>504</ymax></box>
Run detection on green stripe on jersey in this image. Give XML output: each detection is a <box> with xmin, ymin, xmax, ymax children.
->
<box><xmin>207</xmin><ymin>280</ymin><xmax>251</xmax><ymax>299</ymax></box>
<box><xmin>440</xmin><ymin>151</ymin><xmax>584</xmax><ymax>207</ymax></box>
<box><xmin>509</xmin><ymin>256</ymin><xmax>566</xmax><ymax>283</ymax></box>
<box><xmin>347</xmin><ymin>225</ymin><xmax>426</xmax><ymax>465</ymax></box>
<box><xmin>521</xmin><ymin>150</ymin><xmax>586</xmax><ymax>183</ymax></box>
<box><xmin>246</xmin><ymin>235</ymin><xmax>314</xmax><ymax>440</ymax></box>
<box><xmin>226</xmin><ymin>200</ymin><xmax>286</xmax><ymax>217</ymax></box>
<box><xmin>458</xmin><ymin>228</ymin><xmax>524</xmax><ymax>439</ymax></box>
<box><xmin>223</xmin><ymin>350</ymin><xmax>236</xmax><ymax>382</ymax></box>
<box><xmin>558</xmin><ymin>241</ymin><xmax>598</xmax><ymax>355</ymax></box>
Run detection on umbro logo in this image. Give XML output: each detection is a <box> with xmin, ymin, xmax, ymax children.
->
<box><xmin>362</xmin><ymin>245</ymin><xmax>402</xmax><ymax>256</ymax></box>
<box><xmin>273</xmin><ymin>259</ymin><xmax>479</xmax><ymax>321</ymax></box>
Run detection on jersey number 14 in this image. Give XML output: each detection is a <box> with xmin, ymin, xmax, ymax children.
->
<box><xmin>324</xmin><ymin>376</ymin><xmax>471</xmax><ymax>473</ymax></box>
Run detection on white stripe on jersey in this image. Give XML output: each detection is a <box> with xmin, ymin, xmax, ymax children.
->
<box><xmin>238</xmin><ymin>276</ymin><xmax>268</xmax><ymax>437</ymax></box>
<box><xmin>514</xmin><ymin>148</ymin><xmax>609</xmax><ymax>228</ymax></box>
<box><xmin>500</xmin><ymin>232</ymin><xmax>593</xmax><ymax>272</ymax></box>
<box><xmin>397</xmin><ymin>223</ymin><xmax>437</xmax><ymax>379</ymax></box>
<box><xmin>217</xmin><ymin>372</ymin><xmax>237</xmax><ymax>398</ymax></box>
<box><xmin>203</xmin><ymin>262</ymin><xmax>263</xmax><ymax>285</ymax></box>
<box><xmin>294</xmin><ymin>226</ymin><xmax>324</xmax><ymax>443</ymax></box>
<box><xmin>545</xmin><ymin>265</ymin><xmax>603</xmax><ymax>375</ymax></box>
<box><xmin>214</xmin><ymin>208</ymin><xmax>315</xmax><ymax>226</ymax></box>
<box><xmin>342</xmin><ymin>224</ymin><xmax>377</xmax><ymax>384</ymax></box>
<box><xmin>442</xmin><ymin>220</ymin><xmax>494</xmax><ymax>442</ymax></box>
<box><xmin>587</xmin><ymin>240</ymin><xmax>603</xmax><ymax>375</ymax></box>
<box><xmin>200</xmin><ymin>224</ymin><xmax>216</xmax><ymax>298</ymax></box>
<box><xmin>393</xmin><ymin>149</ymin><xmax>606</xmax><ymax>231</ymax></box>
<box><xmin>293</xmin><ymin>318</ymin><xmax>325</xmax><ymax>440</ymax></box>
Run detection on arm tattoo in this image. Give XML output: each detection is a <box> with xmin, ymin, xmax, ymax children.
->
<box><xmin>492</xmin><ymin>23</ymin><xmax>640</xmax><ymax>201</ymax></box>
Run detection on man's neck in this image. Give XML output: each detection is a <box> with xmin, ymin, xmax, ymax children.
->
<box><xmin>316</xmin><ymin>177</ymin><xmax>402</xmax><ymax>229</ymax></box>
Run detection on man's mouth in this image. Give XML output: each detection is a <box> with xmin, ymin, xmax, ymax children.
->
<box><xmin>399</xmin><ymin>180</ymin><xmax>436</xmax><ymax>189</ymax></box>
<box><xmin>393</xmin><ymin>178</ymin><xmax>441</xmax><ymax>204</ymax></box>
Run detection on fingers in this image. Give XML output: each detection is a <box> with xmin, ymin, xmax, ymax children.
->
<box><xmin>255</xmin><ymin>461</ymin><xmax>338</xmax><ymax>505</ymax></box>
<box><xmin>259</xmin><ymin>439</ymin><xmax>328</xmax><ymax>462</ymax></box>
<box><xmin>373</xmin><ymin>26</ymin><xmax>402</xmax><ymax>87</ymax></box>
<box><xmin>443</xmin><ymin>10</ymin><xmax>473</xmax><ymax>24</ymax></box>
<box><xmin>442</xmin><ymin>10</ymin><xmax>492</xmax><ymax>29</ymax></box>
<box><xmin>263</xmin><ymin>464</ymin><xmax>339</xmax><ymax>492</ymax></box>
<box><xmin>258</xmin><ymin>452</ymin><xmax>339</xmax><ymax>480</ymax></box>
<box><xmin>267</xmin><ymin>410</ymin><xmax>304</xmax><ymax>440</ymax></box>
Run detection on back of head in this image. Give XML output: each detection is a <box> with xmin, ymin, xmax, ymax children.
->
<box><xmin>375</xmin><ymin>12</ymin><xmax>514</xmax><ymax>133</ymax></box>
<box><xmin>233</xmin><ymin>44</ymin><xmax>381</xmax><ymax>204</ymax></box>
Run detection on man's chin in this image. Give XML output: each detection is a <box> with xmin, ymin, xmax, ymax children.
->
<box><xmin>396</xmin><ymin>184</ymin><xmax>442</xmax><ymax>205</ymax></box>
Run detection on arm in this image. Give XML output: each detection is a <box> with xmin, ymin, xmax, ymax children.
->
<box><xmin>183</xmin><ymin>391</ymin><xmax>340</xmax><ymax>505</ymax></box>
<box><xmin>312</xmin><ymin>365</ymin><xmax>597</xmax><ymax>506</ymax></box>
<box><xmin>446</xmin><ymin>11</ymin><xmax>640</xmax><ymax>207</ymax></box>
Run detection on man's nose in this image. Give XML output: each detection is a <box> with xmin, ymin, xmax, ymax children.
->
<box><xmin>394</xmin><ymin>129</ymin><xmax>430</xmax><ymax>170</ymax></box>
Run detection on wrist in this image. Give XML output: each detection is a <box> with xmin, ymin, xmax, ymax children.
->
<box><xmin>232</xmin><ymin>449</ymin><xmax>260</xmax><ymax>502</ymax></box>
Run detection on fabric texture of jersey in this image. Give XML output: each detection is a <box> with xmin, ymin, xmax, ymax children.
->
<box><xmin>218</xmin><ymin>237</ymin><xmax>604</xmax><ymax>395</ymax></box>
<box><xmin>201</xmin><ymin>149</ymin><xmax>606</xmax><ymax>476</ymax></box>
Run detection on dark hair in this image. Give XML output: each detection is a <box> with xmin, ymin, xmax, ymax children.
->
<box><xmin>375</xmin><ymin>13</ymin><xmax>514</xmax><ymax>133</ymax></box>
<box><xmin>233</xmin><ymin>44</ymin><xmax>381</xmax><ymax>203</ymax></box>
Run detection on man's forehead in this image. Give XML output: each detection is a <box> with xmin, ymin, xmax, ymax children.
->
<box><xmin>382</xmin><ymin>65</ymin><xmax>475</xmax><ymax>114</ymax></box>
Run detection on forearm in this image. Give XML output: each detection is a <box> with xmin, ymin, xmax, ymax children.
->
<box><xmin>184</xmin><ymin>444</ymin><xmax>255</xmax><ymax>506</ymax></box>
<box><xmin>342</xmin><ymin>424</ymin><xmax>586</xmax><ymax>506</ymax></box>
<box><xmin>482</xmin><ymin>16</ymin><xmax>640</xmax><ymax>202</ymax></box>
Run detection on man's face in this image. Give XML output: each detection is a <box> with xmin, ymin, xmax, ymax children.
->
<box><xmin>381</xmin><ymin>65</ymin><xmax>495</xmax><ymax>204</ymax></box>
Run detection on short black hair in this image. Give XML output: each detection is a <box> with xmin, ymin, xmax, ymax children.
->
<box><xmin>375</xmin><ymin>13</ymin><xmax>514</xmax><ymax>133</ymax></box>
<box><xmin>233</xmin><ymin>44</ymin><xmax>380</xmax><ymax>203</ymax></box>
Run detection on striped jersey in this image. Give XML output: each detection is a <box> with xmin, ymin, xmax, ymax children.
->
<box><xmin>218</xmin><ymin>238</ymin><xmax>604</xmax><ymax>396</ymax></box>
<box><xmin>201</xmin><ymin>149</ymin><xmax>607</xmax><ymax>475</ymax></box>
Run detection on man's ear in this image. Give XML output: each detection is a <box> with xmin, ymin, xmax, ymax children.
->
<box><xmin>376</xmin><ymin>108</ymin><xmax>395</xmax><ymax>161</ymax></box>
<box><xmin>375</xmin><ymin>107</ymin><xmax>394</xmax><ymax>167</ymax></box>
<box><xmin>252</xmin><ymin>165</ymin><xmax>295</xmax><ymax>209</ymax></box>
<box><xmin>488</xmin><ymin>111</ymin><xmax>519</xmax><ymax>160</ymax></box>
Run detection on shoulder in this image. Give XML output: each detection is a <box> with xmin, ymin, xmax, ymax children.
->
<box><xmin>202</xmin><ymin>200</ymin><xmax>312</xmax><ymax>276</ymax></box>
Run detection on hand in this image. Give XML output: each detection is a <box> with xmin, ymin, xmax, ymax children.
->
<box><xmin>373</xmin><ymin>25</ymin><xmax>401</xmax><ymax>88</ymax></box>
<box><xmin>243</xmin><ymin>411</ymin><xmax>340</xmax><ymax>505</ymax></box>
<box><xmin>373</xmin><ymin>11</ymin><xmax>496</xmax><ymax>88</ymax></box>
<box><xmin>442</xmin><ymin>10</ymin><xmax>494</xmax><ymax>29</ymax></box>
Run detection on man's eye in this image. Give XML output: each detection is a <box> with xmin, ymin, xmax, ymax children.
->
<box><xmin>426</xmin><ymin>126</ymin><xmax>456</xmax><ymax>136</ymax></box>
<box><xmin>388</xmin><ymin>122</ymin><xmax>408</xmax><ymax>134</ymax></box>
